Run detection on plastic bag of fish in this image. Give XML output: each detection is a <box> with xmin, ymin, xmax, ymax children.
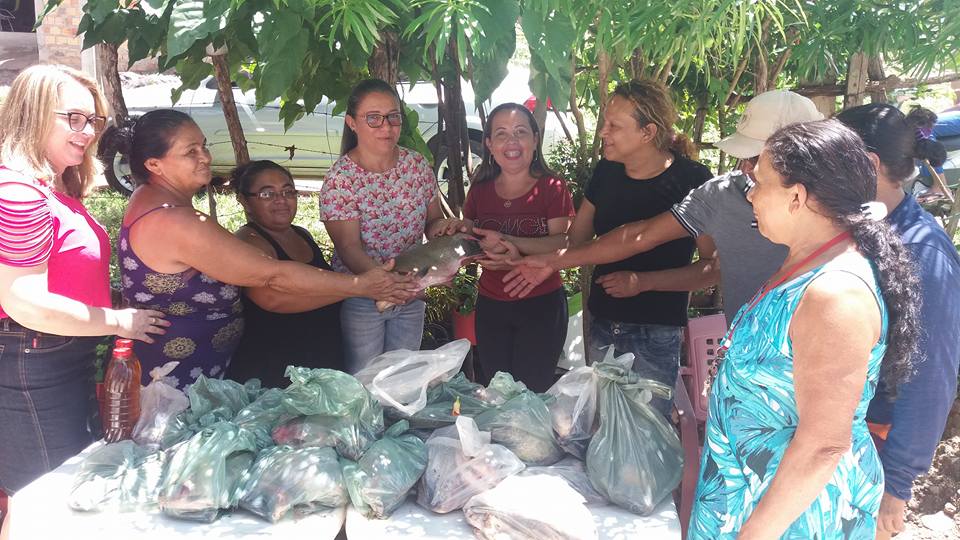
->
<box><xmin>417</xmin><ymin>416</ymin><xmax>525</xmax><ymax>513</ymax></box>
<box><xmin>238</xmin><ymin>445</ymin><xmax>347</xmax><ymax>522</ymax></box>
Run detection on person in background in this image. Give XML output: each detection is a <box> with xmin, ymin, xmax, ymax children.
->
<box><xmin>0</xmin><ymin>65</ymin><xmax>166</xmax><ymax>494</ymax></box>
<box><xmin>320</xmin><ymin>79</ymin><xmax>470</xmax><ymax>374</ymax></box>
<box><xmin>464</xmin><ymin>103</ymin><xmax>575</xmax><ymax>392</ymax></box>
<box><xmin>226</xmin><ymin>161</ymin><xmax>346</xmax><ymax>387</ymax></box>
<box><xmin>118</xmin><ymin>109</ymin><xmax>414</xmax><ymax>388</ymax></box>
<box><xmin>908</xmin><ymin>107</ymin><xmax>950</xmax><ymax>198</ymax></box>
<box><xmin>836</xmin><ymin>103</ymin><xmax>960</xmax><ymax>540</ymax></box>
<box><xmin>504</xmin><ymin>90</ymin><xmax>824</xmax><ymax>322</ymax></box>
<box><xmin>691</xmin><ymin>120</ymin><xmax>921</xmax><ymax>538</ymax></box>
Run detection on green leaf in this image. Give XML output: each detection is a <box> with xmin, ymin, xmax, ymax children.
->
<box><xmin>399</xmin><ymin>104</ymin><xmax>432</xmax><ymax>162</ymax></box>
<box><xmin>35</xmin><ymin>0</ymin><xmax>64</xmax><ymax>29</ymax></box>
<box><xmin>140</xmin><ymin>0</ymin><xmax>171</xmax><ymax>18</ymax></box>
<box><xmin>166</xmin><ymin>0</ymin><xmax>232</xmax><ymax>59</ymax></box>
<box><xmin>86</xmin><ymin>0</ymin><xmax>116</xmax><ymax>24</ymax></box>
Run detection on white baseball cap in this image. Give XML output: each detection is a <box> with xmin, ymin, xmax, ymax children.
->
<box><xmin>716</xmin><ymin>90</ymin><xmax>824</xmax><ymax>159</ymax></box>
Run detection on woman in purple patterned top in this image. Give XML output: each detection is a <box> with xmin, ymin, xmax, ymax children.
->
<box><xmin>117</xmin><ymin>110</ymin><xmax>417</xmax><ymax>388</ymax></box>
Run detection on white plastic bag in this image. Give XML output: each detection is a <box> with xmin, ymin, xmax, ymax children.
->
<box><xmin>547</xmin><ymin>347</ymin><xmax>633</xmax><ymax>459</ymax></box>
<box><xmin>463</xmin><ymin>474</ymin><xmax>598</xmax><ymax>540</ymax></box>
<box><xmin>132</xmin><ymin>361</ymin><xmax>189</xmax><ymax>449</ymax></box>
<box><xmin>354</xmin><ymin>339</ymin><xmax>470</xmax><ymax>417</ymax></box>
<box><xmin>519</xmin><ymin>456</ymin><xmax>607</xmax><ymax>506</ymax></box>
<box><xmin>416</xmin><ymin>416</ymin><xmax>525</xmax><ymax>513</ymax></box>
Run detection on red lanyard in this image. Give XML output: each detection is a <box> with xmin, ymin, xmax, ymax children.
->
<box><xmin>718</xmin><ymin>230</ymin><xmax>852</xmax><ymax>357</ymax></box>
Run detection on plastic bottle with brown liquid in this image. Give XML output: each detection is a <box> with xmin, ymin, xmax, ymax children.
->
<box><xmin>102</xmin><ymin>339</ymin><xmax>142</xmax><ymax>443</ymax></box>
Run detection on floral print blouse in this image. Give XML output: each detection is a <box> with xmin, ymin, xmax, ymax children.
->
<box><xmin>319</xmin><ymin>147</ymin><xmax>437</xmax><ymax>273</ymax></box>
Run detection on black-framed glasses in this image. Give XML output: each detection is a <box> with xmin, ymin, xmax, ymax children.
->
<box><xmin>54</xmin><ymin>111</ymin><xmax>107</xmax><ymax>133</ymax></box>
<box><xmin>364</xmin><ymin>112</ymin><xmax>403</xmax><ymax>128</ymax></box>
<box><xmin>243</xmin><ymin>188</ymin><xmax>298</xmax><ymax>200</ymax></box>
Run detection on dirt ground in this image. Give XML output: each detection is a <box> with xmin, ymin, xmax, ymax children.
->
<box><xmin>900</xmin><ymin>399</ymin><xmax>960</xmax><ymax>539</ymax></box>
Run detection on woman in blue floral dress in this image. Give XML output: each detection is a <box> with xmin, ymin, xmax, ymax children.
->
<box><xmin>690</xmin><ymin>120</ymin><xmax>921</xmax><ymax>539</ymax></box>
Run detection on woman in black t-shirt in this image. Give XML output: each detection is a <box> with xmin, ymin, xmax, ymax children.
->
<box><xmin>570</xmin><ymin>80</ymin><xmax>713</xmax><ymax>414</ymax></box>
<box><xmin>226</xmin><ymin>161</ymin><xmax>345</xmax><ymax>387</ymax></box>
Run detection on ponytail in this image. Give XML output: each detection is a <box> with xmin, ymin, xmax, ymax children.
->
<box><xmin>841</xmin><ymin>213</ymin><xmax>922</xmax><ymax>395</ymax></box>
<box><xmin>766</xmin><ymin>119</ymin><xmax>922</xmax><ymax>396</ymax></box>
<box><xmin>669</xmin><ymin>132</ymin><xmax>696</xmax><ymax>160</ymax></box>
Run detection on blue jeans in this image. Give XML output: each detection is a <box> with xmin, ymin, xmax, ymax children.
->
<box><xmin>588</xmin><ymin>317</ymin><xmax>682</xmax><ymax>415</ymax></box>
<box><xmin>0</xmin><ymin>319</ymin><xmax>98</xmax><ymax>494</ymax></box>
<box><xmin>340</xmin><ymin>297</ymin><xmax>426</xmax><ymax>374</ymax></box>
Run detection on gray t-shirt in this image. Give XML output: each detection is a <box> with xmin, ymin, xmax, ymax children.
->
<box><xmin>670</xmin><ymin>171</ymin><xmax>788</xmax><ymax>321</ymax></box>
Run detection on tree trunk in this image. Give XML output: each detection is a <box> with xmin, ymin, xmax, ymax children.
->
<box><xmin>439</xmin><ymin>35</ymin><xmax>467</xmax><ymax>215</ymax></box>
<box><xmin>367</xmin><ymin>31</ymin><xmax>400</xmax><ymax>85</ymax></box>
<box><xmin>533</xmin><ymin>97</ymin><xmax>547</xmax><ymax>137</ymax></box>
<box><xmin>629</xmin><ymin>47</ymin><xmax>645</xmax><ymax>80</ymax></box>
<box><xmin>692</xmin><ymin>93</ymin><xmax>708</xmax><ymax>161</ymax></box>
<box><xmin>754</xmin><ymin>17</ymin><xmax>772</xmax><ymax>94</ymax></box>
<box><xmin>843</xmin><ymin>52</ymin><xmax>869</xmax><ymax>109</ymax></box>
<box><xmin>210</xmin><ymin>53</ymin><xmax>249</xmax><ymax>167</ymax></box>
<box><xmin>591</xmin><ymin>48</ymin><xmax>611</xmax><ymax>163</ymax></box>
<box><xmin>95</xmin><ymin>43</ymin><xmax>127</xmax><ymax>124</ymax></box>
<box><xmin>717</xmin><ymin>105</ymin><xmax>727</xmax><ymax>175</ymax></box>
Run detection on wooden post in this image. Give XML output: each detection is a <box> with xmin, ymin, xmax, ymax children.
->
<box><xmin>843</xmin><ymin>52</ymin><xmax>869</xmax><ymax>109</ymax></box>
<box><xmin>867</xmin><ymin>56</ymin><xmax>887</xmax><ymax>104</ymax></box>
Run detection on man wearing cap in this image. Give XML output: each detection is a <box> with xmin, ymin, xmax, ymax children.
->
<box><xmin>503</xmin><ymin>90</ymin><xmax>824</xmax><ymax>321</ymax></box>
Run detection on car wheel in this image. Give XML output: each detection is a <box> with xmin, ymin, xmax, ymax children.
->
<box><xmin>432</xmin><ymin>132</ymin><xmax>483</xmax><ymax>202</ymax></box>
<box><xmin>97</xmin><ymin>124</ymin><xmax>137</xmax><ymax>196</ymax></box>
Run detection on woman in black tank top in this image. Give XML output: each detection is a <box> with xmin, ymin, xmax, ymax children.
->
<box><xmin>226</xmin><ymin>161</ymin><xmax>344</xmax><ymax>387</ymax></box>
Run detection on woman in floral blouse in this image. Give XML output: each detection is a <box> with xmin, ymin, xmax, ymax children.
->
<box><xmin>320</xmin><ymin>79</ymin><xmax>469</xmax><ymax>373</ymax></box>
<box><xmin>118</xmin><ymin>109</ymin><xmax>416</xmax><ymax>387</ymax></box>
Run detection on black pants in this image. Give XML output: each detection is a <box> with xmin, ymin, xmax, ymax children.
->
<box><xmin>0</xmin><ymin>319</ymin><xmax>97</xmax><ymax>494</ymax></box>
<box><xmin>475</xmin><ymin>288</ymin><xmax>567</xmax><ymax>393</ymax></box>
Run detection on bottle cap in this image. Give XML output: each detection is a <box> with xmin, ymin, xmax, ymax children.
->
<box><xmin>115</xmin><ymin>338</ymin><xmax>134</xmax><ymax>348</ymax></box>
<box><xmin>113</xmin><ymin>347</ymin><xmax>132</xmax><ymax>358</ymax></box>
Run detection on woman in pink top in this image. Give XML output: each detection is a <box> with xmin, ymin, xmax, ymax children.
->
<box><xmin>0</xmin><ymin>65</ymin><xmax>168</xmax><ymax>495</ymax></box>
<box><xmin>320</xmin><ymin>79</ymin><xmax>470</xmax><ymax>373</ymax></box>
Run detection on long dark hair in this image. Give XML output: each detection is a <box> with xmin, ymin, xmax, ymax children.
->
<box><xmin>765</xmin><ymin>120</ymin><xmax>921</xmax><ymax>393</ymax></box>
<box><xmin>612</xmin><ymin>79</ymin><xmax>696</xmax><ymax>159</ymax></box>
<box><xmin>117</xmin><ymin>109</ymin><xmax>195</xmax><ymax>185</ymax></box>
<box><xmin>470</xmin><ymin>102</ymin><xmax>560</xmax><ymax>184</ymax></box>
<box><xmin>340</xmin><ymin>78</ymin><xmax>402</xmax><ymax>156</ymax></box>
<box><xmin>835</xmin><ymin>104</ymin><xmax>947</xmax><ymax>183</ymax></box>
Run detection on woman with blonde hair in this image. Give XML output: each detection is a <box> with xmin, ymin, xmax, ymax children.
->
<box><xmin>567</xmin><ymin>79</ymin><xmax>712</xmax><ymax>413</ymax></box>
<box><xmin>0</xmin><ymin>65</ymin><xmax>167</xmax><ymax>494</ymax></box>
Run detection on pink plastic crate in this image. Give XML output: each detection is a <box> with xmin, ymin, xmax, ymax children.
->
<box><xmin>681</xmin><ymin>313</ymin><xmax>728</xmax><ymax>423</ymax></box>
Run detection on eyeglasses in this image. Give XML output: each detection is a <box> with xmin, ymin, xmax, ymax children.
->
<box><xmin>244</xmin><ymin>188</ymin><xmax>298</xmax><ymax>200</ymax></box>
<box><xmin>491</xmin><ymin>127</ymin><xmax>534</xmax><ymax>144</ymax></box>
<box><xmin>363</xmin><ymin>112</ymin><xmax>403</xmax><ymax>128</ymax></box>
<box><xmin>54</xmin><ymin>111</ymin><xmax>107</xmax><ymax>133</ymax></box>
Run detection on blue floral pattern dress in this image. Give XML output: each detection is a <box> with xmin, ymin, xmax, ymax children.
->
<box><xmin>119</xmin><ymin>206</ymin><xmax>243</xmax><ymax>388</ymax></box>
<box><xmin>690</xmin><ymin>256</ymin><xmax>888</xmax><ymax>539</ymax></box>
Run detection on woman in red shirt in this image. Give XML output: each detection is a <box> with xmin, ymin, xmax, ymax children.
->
<box><xmin>0</xmin><ymin>65</ymin><xmax>167</xmax><ymax>495</ymax></box>
<box><xmin>466</xmin><ymin>103</ymin><xmax>575</xmax><ymax>392</ymax></box>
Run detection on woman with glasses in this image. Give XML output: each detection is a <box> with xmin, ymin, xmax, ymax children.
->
<box><xmin>320</xmin><ymin>79</ymin><xmax>470</xmax><ymax>373</ymax></box>
<box><xmin>0</xmin><ymin>65</ymin><xmax>166</xmax><ymax>494</ymax></box>
<box><xmin>117</xmin><ymin>109</ymin><xmax>416</xmax><ymax>388</ymax></box>
<box><xmin>463</xmin><ymin>103</ymin><xmax>575</xmax><ymax>392</ymax></box>
<box><xmin>226</xmin><ymin>161</ymin><xmax>346</xmax><ymax>387</ymax></box>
